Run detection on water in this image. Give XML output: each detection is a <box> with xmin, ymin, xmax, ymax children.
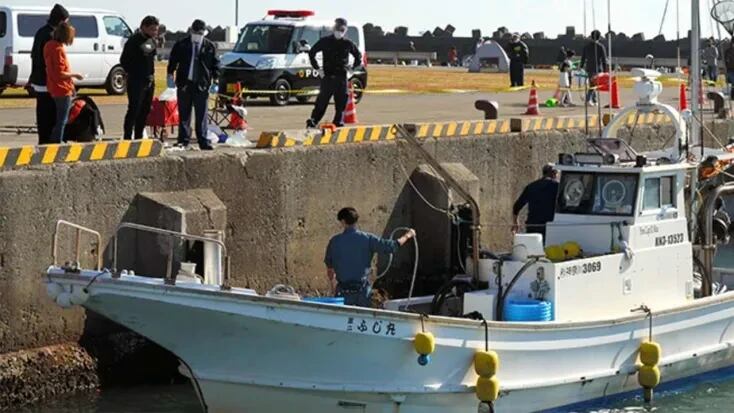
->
<box><xmin>21</xmin><ymin>378</ymin><xmax>734</xmax><ymax>413</ymax></box>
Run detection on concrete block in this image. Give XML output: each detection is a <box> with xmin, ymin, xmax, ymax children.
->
<box><xmin>132</xmin><ymin>189</ymin><xmax>227</xmax><ymax>279</ymax></box>
<box><xmin>409</xmin><ymin>163</ymin><xmax>479</xmax><ymax>278</ymax></box>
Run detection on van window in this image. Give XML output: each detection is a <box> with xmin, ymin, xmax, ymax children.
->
<box><xmin>18</xmin><ymin>14</ymin><xmax>47</xmax><ymax>37</ymax></box>
<box><xmin>294</xmin><ymin>26</ymin><xmax>321</xmax><ymax>52</ymax></box>
<box><xmin>103</xmin><ymin>16</ymin><xmax>131</xmax><ymax>38</ymax></box>
<box><xmin>347</xmin><ymin>26</ymin><xmax>360</xmax><ymax>47</ymax></box>
<box><xmin>0</xmin><ymin>12</ymin><xmax>6</xmax><ymax>38</ymax></box>
<box><xmin>234</xmin><ymin>24</ymin><xmax>294</xmax><ymax>54</ymax></box>
<box><xmin>70</xmin><ymin>16</ymin><xmax>98</xmax><ymax>38</ymax></box>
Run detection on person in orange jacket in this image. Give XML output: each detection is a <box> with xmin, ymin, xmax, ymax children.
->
<box><xmin>44</xmin><ymin>22</ymin><xmax>84</xmax><ymax>143</ymax></box>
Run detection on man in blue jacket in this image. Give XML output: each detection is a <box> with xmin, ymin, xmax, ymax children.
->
<box><xmin>325</xmin><ymin>207</ymin><xmax>415</xmax><ymax>307</ymax></box>
<box><xmin>167</xmin><ymin>20</ymin><xmax>220</xmax><ymax>150</ymax></box>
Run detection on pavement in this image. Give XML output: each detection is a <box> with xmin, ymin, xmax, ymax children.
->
<box><xmin>0</xmin><ymin>86</ymin><xmax>682</xmax><ymax>148</ymax></box>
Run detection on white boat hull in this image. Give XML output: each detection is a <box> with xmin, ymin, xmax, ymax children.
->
<box><xmin>48</xmin><ymin>270</ymin><xmax>734</xmax><ymax>413</ymax></box>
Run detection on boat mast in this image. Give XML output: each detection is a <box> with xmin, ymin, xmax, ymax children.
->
<box><xmin>691</xmin><ymin>0</ymin><xmax>702</xmax><ymax>152</ymax></box>
<box><xmin>607</xmin><ymin>0</ymin><xmax>612</xmax><ymax>119</ymax></box>
<box><xmin>677</xmin><ymin>0</ymin><xmax>681</xmax><ymax>71</ymax></box>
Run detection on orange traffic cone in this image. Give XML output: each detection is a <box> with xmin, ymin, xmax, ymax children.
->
<box><xmin>343</xmin><ymin>84</ymin><xmax>358</xmax><ymax>124</ymax></box>
<box><xmin>679</xmin><ymin>83</ymin><xmax>688</xmax><ymax>111</ymax></box>
<box><xmin>608</xmin><ymin>80</ymin><xmax>621</xmax><ymax>109</ymax></box>
<box><xmin>525</xmin><ymin>80</ymin><xmax>540</xmax><ymax>116</ymax></box>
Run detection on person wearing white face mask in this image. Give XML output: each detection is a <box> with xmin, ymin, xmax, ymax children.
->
<box><xmin>167</xmin><ymin>19</ymin><xmax>220</xmax><ymax>150</ymax></box>
<box><xmin>306</xmin><ymin>18</ymin><xmax>362</xmax><ymax>128</ymax></box>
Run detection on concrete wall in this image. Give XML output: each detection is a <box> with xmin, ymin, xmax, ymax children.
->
<box><xmin>0</xmin><ymin>121</ymin><xmax>720</xmax><ymax>408</ymax></box>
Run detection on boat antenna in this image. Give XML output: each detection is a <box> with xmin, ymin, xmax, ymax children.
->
<box><xmin>692</xmin><ymin>0</ymin><xmax>702</xmax><ymax>155</ymax></box>
<box><xmin>607</xmin><ymin>0</ymin><xmax>613</xmax><ymax>122</ymax></box>
<box><xmin>677</xmin><ymin>0</ymin><xmax>681</xmax><ymax>72</ymax></box>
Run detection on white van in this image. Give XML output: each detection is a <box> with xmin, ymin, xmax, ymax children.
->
<box><xmin>219</xmin><ymin>10</ymin><xmax>367</xmax><ymax>106</ymax></box>
<box><xmin>0</xmin><ymin>6</ymin><xmax>132</xmax><ymax>96</ymax></box>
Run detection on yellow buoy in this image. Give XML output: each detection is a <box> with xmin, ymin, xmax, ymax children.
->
<box><xmin>562</xmin><ymin>241</ymin><xmax>582</xmax><ymax>259</ymax></box>
<box><xmin>544</xmin><ymin>245</ymin><xmax>566</xmax><ymax>262</ymax></box>
<box><xmin>476</xmin><ymin>376</ymin><xmax>500</xmax><ymax>402</ymax></box>
<box><xmin>414</xmin><ymin>331</ymin><xmax>435</xmax><ymax>355</ymax></box>
<box><xmin>639</xmin><ymin>341</ymin><xmax>662</xmax><ymax>366</ymax></box>
<box><xmin>474</xmin><ymin>350</ymin><xmax>499</xmax><ymax>377</ymax></box>
<box><xmin>638</xmin><ymin>365</ymin><xmax>661</xmax><ymax>388</ymax></box>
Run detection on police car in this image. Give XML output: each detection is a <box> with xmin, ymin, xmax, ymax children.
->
<box><xmin>219</xmin><ymin>10</ymin><xmax>367</xmax><ymax>106</ymax></box>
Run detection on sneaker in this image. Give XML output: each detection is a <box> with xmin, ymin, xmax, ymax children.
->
<box><xmin>199</xmin><ymin>143</ymin><xmax>214</xmax><ymax>151</ymax></box>
<box><xmin>306</xmin><ymin>119</ymin><xmax>317</xmax><ymax>129</ymax></box>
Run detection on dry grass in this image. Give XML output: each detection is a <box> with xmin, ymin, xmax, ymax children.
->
<box><xmin>0</xmin><ymin>64</ymin><xmax>699</xmax><ymax>109</ymax></box>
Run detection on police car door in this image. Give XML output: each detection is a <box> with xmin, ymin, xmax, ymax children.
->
<box><xmin>291</xmin><ymin>25</ymin><xmax>321</xmax><ymax>92</ymax></box>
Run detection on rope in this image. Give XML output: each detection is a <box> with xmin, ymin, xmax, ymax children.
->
<box><xmin>659</xmin><ymin>0</ymin><xmax>671</xmax><ymax>37</ymax></box>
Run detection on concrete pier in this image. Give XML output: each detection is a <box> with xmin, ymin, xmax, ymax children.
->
<box><xmin>0</xmin><ymin>119</ymin><xmax>731</xmax><ymax>409</ymax></box>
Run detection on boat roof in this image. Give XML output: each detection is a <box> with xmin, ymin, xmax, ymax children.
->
<box><xmin>556</xmin><ymin>162</ymin><xmax>694</xmax><ymax>175</ymax></box>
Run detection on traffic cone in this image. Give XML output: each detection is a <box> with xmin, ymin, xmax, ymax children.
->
<box><xmin>525</xmin><ymin>80</ymin><xmax>540</xmax><ymax>116</ymax></box>
<box><xmin>679</xmin><ymin>83</ymin><xmax>688</xmax><ymax>111</ymax></box>
<box><xmin>608</xmin><ymin>79</ymin><xmax>621</xmax><ymax>109</ymax></box>
<box><xmin>343</xmin><ymin>84</ymin><xmax>358</xmax><ymax>124</ymax></box>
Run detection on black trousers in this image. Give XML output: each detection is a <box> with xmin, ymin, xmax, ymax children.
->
<box><xmin>310</xmin><ymin>75</ymin><xmax>348</xmax><ymax>126</ymax></box>
<box><xmin>36</xmin><ymin>92</ymin><xmax>56</xmax><ymax>145</ymax></box>
<box><xmin>124</xmin><ymin>80</ymin><xmax>154</xmax><ymax>140</ymax></box>
<box><xmin>510</xmin><ymin>61</ymin><xmax>525</xmax><ymax>87</ymax></box>
<box><xmin>177</xmin><ymin>83</ymin><xmax>209</xmax><ymax>147</ymax></box>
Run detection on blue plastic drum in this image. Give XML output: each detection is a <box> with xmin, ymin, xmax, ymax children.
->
<box><xmin>303</xmin><ymin>297</ymin><xmax>346</xmax><ymax>305</ymax></box>
<box><xmin>504</xmin><ymin>299</ymin><xmax>553</xmax><ymax>322</ymax></box>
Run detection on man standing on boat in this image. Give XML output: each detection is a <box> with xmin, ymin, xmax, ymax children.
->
<box><xmin>511</xmin><ymin>164</ymin><xmax>559</xmax><ymax>241</ymax></box>
<box><xmin>325</xmin><ymin>207</ymin><xmax>415</xmax><ymax>307</ymax></box>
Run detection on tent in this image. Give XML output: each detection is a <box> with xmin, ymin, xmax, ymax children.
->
<box><xmin>468</xmin><ymin>41</ymin><xmax>510</xmax><ymax>73</ymax></box>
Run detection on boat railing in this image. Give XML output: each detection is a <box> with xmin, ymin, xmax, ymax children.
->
<box><xmin>52</xmin><ymin>220</ymin><xmax>102</xmax><ymax>271</ymax></box>
<box><xmin>111</xmin><ymin>222</ymin><xmax>231</xmax><ymax>290</ymax></box>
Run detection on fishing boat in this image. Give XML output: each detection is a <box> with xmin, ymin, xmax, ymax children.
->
<box><xmin>44</xmin><ymin>64</ymin><xmax>734</xmax><ymax>413</ymax></box>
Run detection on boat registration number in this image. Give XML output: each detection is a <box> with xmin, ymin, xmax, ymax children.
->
<box><xmin>655</xmin><ymin>233</ymin><xmax>685</xmax><ymax>247</ymax></box>
<box><xmin>559</xmin><ymin>261</ymin><xmax>602</xmax><ymax>279</ymax></box>
<box><xmin>346</xmin><ymin>317</ymin><xmax>397</xmax><ymax>336</ymax></box>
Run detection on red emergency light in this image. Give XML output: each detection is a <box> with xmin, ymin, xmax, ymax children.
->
<box><xmin>267</xmin><ymin>10</ymin><xmax>315</xmax><ymax>18</ymax></box>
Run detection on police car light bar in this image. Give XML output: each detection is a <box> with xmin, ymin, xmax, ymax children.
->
<box><xmin>267</xmin><ymin>10</ymin><xmax>315</xmax><ymax>18</ymax></box>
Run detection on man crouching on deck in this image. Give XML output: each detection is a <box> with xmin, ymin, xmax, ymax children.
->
<box><xmin>325</xmin><ymin>207</ymin><xmax>415</xmax><ymax>307</ymax></box>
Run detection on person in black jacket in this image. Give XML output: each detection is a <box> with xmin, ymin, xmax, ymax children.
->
<box><xmin>306</xmin><ymin>18</ymin><xmax>362</xmax><ymax>128</ymax></box>
<box><xmin>167</xmin><ymin>19</ymin><xmax>220</xmax><ymax>150</ymax></box>
<box><xmin>120</xmin><ymin>16</ymin><xmax>159</xmax><ymax>140</ymax></box>
<box><xmin>580</xmin><ymin>30</ymin><xmax>608</xmax><ymax>106</ymax></box>
<box><xmin>29</xmin><ymin>4</ymin><xmax>69</xmax><ymax>145</ymax></box>
<box><xmin>506</xmin><ymin>34</ymin><xmax>529</xmax><ymax>87</ymax></box>
<box><xmin>512</xmin><ymin>164</ymin><xmax>560</xmax><ymax>242</ymax></box>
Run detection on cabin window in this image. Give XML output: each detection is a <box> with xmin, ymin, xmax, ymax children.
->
<box><xmin>558</xmin><ymin>172</ymin><xmax>638</xmax><ymax>216</ymax></box>
<box><xmin>643</xmin><ymin>176</ymin><xmax>675</xmax><ymax>211</ymax></box>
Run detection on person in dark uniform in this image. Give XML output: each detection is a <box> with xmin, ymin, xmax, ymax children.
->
<box><xmin>506</xmin><ymin>33</ymin><xmax>529</xmax><ymax>87</ymax></box>
<box><xmin>306</xmin><ymin>18</ymin><xmax>362</xmax><ymax>128</ymax></box>
<box><xmin>120</xmin><ymin>16</ymin><xmax>159</xmax><ymax>140</ymax></box>
<box><xmin>29</xmin><ymin>4</ymin><xmax>69</xmax><ymax>145</ymax></box>
<box><xmin>512</xmin><ymin>164</ymin><xmax>560</xmax><ymax>241</ymax></box>
<box><xmin>324</xmin><ymin>207</ymin><xmax>415</xmax><ymax>307</ymax></box>
<box><xmin>580</xmin><ymin>30</ymin><xmax>608</xmax><ymax>106</ymax></box>
<box><xmin>168</xmin><ymin>19</ymin><xmax>220</xmax><ymax>150</ymax></box>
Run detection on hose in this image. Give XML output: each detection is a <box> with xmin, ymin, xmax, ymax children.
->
<box><xmin>374</xmin><ymin>227</ymin><xmax>419</xmax><ymax>305</ymax></box>
<box><xmin>497</xmin><ymin>258</ymin><xmax>541</xmax><ymax>321</ymax></box>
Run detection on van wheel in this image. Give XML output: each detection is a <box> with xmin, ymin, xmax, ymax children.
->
<box><xmin>270</xmin><ymin>79</ymin><xmax>291</xmax><ymax>106</ymax></box>
<box><xmin>350</xmin><ymin>78</ymin><xmax>364</xmax><ymax>104</ymax></box>
<box><xmin>105</xmin><ymin>66</ymin><xmax>127</xmax><ymax>95</ymax></box>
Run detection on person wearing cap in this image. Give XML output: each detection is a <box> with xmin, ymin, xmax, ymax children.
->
<box><xmin>511</xmin><ymin>164</ymin><xmax>560</xmax><ymax>241</ymax></box>
<box><xmin>325</xmin><ymin>207</ymin><xmax>415</xmax><ymax>307</ymax></box>
<box><xmin>167</xmin><ymin>19</ymin><xmax>220</xmax><ymax>150</ymax></box>
<box><xmin>580</xmin><ymin>30</ymin><xmax>608</xmax><ymax>106</ymax></box>
<box><xmin>29</xmin><ymin>4</ymin><xmax>69</xmax><ymax>145</ymax></box>
<box><xmin>306</xmin><ymin>18</ymin><xmax>363</xmax><ymax>128</ymax></box>
<box><xmin>505</xmin><ymin>33</ymin><xmax>529</xmax><ymax>87</ymax></box>
<box><xmin>120</xmin><ymin>16</ymin><xmax>159</xmax><ymax>140</ymax></box>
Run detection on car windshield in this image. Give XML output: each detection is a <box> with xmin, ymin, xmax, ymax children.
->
<box><xmin>557</xmin><ymin>172</ymin><xmax>638</xmax><ymax>217</ymax></box>
<box><xmin>234</xmin><ymin>24</ymin><xmax>294</xmax><ymax>54</ymax></box>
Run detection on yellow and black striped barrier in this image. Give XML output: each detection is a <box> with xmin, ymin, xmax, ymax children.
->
<box><xmin>0</xmin><ymin>139</ymin><xmax>162</xmax><ymax>170</ymax></box>
<box><xmin>256</xmin><ymin>119</ymin><xmax>512</xmax><ymax>149</ymax></box>
<box><xmin>511</xmin><ymin>115</ymin><xmax>604</xmax><ymax>133</ymax></box>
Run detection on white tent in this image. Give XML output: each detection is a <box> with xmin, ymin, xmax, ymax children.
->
<box><xmin>469</xmin><ymin>41</ymin><xmax>510</xmax><ymax>73</ymax></box>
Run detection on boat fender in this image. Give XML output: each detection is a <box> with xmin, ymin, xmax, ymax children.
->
<box><xmin>476</xmin><ymin>376</ymin><xmax>500</xmax><ymax>403</ymax></box>
<box><xmin>562</xmin><ymin>241</ymin><xmax>582</xmax><ymax>259</ymax></box>
<box><xmin>55</xmin><ymin>291</ymin><xmax>74</xmax><ymax>309</ymax></box>
<box><xmin>544</xmin><ymin>245</ymin><xmax>565</xmax><ymax>262</ymax></box>
<box><xmin>474</xmin><ymin>351</ymin><xmax>499</xmax><ymax>377</ymax></box>
<box><xmin>70</xmin><ymin>287</ymin><xmax>89</xmax><ymax>305</ymax></box>
<box><xmin>414</xmin><ymin>332</ymin><xmax>435</xmax><ymax>357</ymax></box>
<box><xmin>638</xmin><ymin>365</ymin><xmax>661</xmax><ymax>389</ymax></box>
<box><xmin>46</xmin><ymin>282</ymin><xmax>64</xmax><ymax>300</ymax></box>
<box><xmin>639</xmin><ymin>341</ymin><xmax>661</xmax><ymax>366</ymax></box>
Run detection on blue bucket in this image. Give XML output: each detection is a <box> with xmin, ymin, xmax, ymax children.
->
<box><xmin>303</xmin><ymin>297</ymin><xmax>345</xmax><ymax>305</ymax></box>
<box><xmin>504</xmin><ymin>299</ymin><xmax>553</xmax><ymax>322</ymax></box>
